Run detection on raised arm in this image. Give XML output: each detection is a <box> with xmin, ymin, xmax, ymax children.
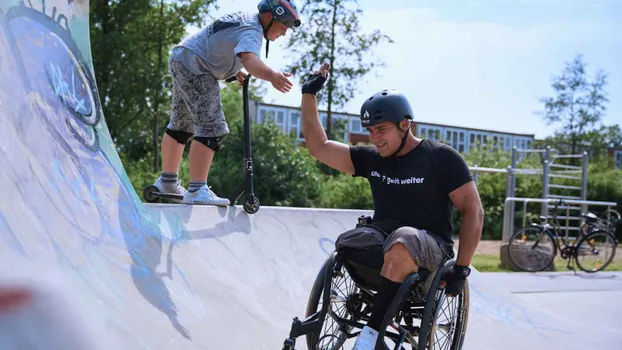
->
<box><xmin>239</xmin><ymin>52</ymin><xmax>292</xmax><ymax>93</ymax></box>
<box><xmin>300</xmin><ymin>64</ymin><xmax>355</xmax><ymax>175</ymax></box>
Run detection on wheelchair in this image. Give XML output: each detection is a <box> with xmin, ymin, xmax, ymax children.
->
<box><xmin>282</xmin><ymin>232</ymin><xmax>470</xmax><ymax>350</ymax></box>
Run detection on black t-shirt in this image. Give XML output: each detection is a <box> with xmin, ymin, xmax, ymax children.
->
<box><xmin>350</xmin><ymin>139</ymin><xmax>473</xmax><ymax>245</ymax></box>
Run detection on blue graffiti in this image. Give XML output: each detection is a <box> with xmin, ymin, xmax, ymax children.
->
<box><xmin>46</xmin><ymin>61</ymin><xmax>88</xmax><ymax>114</ymax></box>
<box><xmin>319</xmin><ymin>237</ymin><xmax>335</xmax><ymax>255</ymax></box>
<box><xmin>0</xmin><ymin>2</ymin><xmax>197</xmax><ymax>341</ymax></box>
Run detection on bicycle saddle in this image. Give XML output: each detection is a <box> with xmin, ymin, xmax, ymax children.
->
<box><xmin>582</xmin><ymin>212</ymin><xmax>599</xmax><ymax>221</ymax></box>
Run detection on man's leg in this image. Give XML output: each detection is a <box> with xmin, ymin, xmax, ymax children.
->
<box><xmin>366</xmin><ymin>242</ymin><xmax>418</xmax><ymax>331</ymax></box>
<box><xmin>168</xmin><ymin>60</ymin><xmax>230</xmax><ymax>205</ymax></box>
<box><xmin>353</xmin><ymin>227</ymin><xmax>446</xmax><ymax>349</ymax></box>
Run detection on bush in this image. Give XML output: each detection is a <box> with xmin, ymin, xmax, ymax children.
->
<box><xmin>586</xmin><ymin>158</ymin><xmax>622</xmax><ymax>213</ymax></box>
<box><xmin>316</xmin><ymin>173</ymin><xmax>373</xmax><ymax>209</ymax></box>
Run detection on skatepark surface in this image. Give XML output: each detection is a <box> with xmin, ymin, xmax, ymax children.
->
<box><xmin>0</xmin><ymin>1</ymin><xmax>621</xmax><ymax>349</ymax></box>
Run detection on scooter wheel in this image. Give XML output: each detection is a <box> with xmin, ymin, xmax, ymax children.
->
<box><xmin>243</xmin><ymin>196</ymin><xmax>260</xmax><ymax>214</ymax></box>
<box><xmin>143</xmin><ymin>185</ymin><xmax>160</xmax><ymax>203</ymax></box>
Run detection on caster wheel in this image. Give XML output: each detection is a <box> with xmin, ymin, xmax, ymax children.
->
<box><xmin>243</xmin><ymin>196</ymin><xmax>260</xmax><ymax>214</ymax></box>
<box><xmin>282</xmin><ymin>338</ymin><xmax>295</xmax><ymax>350</ymax></box>
<box><xmin>143</xmin><ymin>185</ymin><xmax>160</xmax><ymax>203</ymax></box>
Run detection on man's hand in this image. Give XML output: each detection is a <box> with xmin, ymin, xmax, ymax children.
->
<box><xmin>441</xmin><ymin>265</ymin><xmax>470</xmax><ymax>297</ymax></box>
<box><xmin>235</xmin><ymin>70</ymin><xmax>248</xmax><ymax>85</ymax></box>
<box><xmin>270</xmin><ymin>71</ymin><xmax>293</xmax><ymax>93</ymax></box>
<box><xmin>302</xmin><ymin>63</ymin><xmax>329</xmax><ymax>95</ymax></box>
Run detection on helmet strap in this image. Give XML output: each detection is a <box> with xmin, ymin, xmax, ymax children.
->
<box><xmin>262</xmin><ymin>18</ymin><xmax>275</xmax><ymax>59</ymax></box>
<box><xmin>389</xmin><ymin>121</ymin><xmax>410</xmax><ymax>159</ymax></box>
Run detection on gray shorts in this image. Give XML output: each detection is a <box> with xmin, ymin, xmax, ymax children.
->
<box><xmin>335</xmin><ymin>225</ymin><xmax>449</xmax><ymax>272</ymax></box>
<box><xmin>383</xmin><ymin>227</ymin><xmax>448</xmax><ymax>271</ymax></box>
<box><xmin>167</xmin><ymin>59</ymin><xmax>229</xmax><ymax>138</ymax></box>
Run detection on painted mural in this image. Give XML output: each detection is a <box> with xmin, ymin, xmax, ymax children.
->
<box><xmin>0</xmin><ymin>0</ymin><xmax>200</xmax><ymax>341</ymax></box>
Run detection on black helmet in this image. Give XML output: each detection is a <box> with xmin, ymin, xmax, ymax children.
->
<box><xmin>359</xmin><ymin>89</ymin><xmax>414</xmax><ymax>128</ymax></box>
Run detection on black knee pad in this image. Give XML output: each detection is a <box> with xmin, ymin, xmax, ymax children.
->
<box><xmin>194</xmin><ymin>135</ymin><xmax>228</xmax><ymax>152</ymax></box>
<box><xmin>165</xmin><ymin>128</ymin><xmax>193</xmax><ymax>145</ymax></box>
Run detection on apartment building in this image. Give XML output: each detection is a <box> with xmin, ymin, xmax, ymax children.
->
<box><xmin>250</xmin><ymin>101</ymin><xmax>536</xmax><ymax>154</ymax></box>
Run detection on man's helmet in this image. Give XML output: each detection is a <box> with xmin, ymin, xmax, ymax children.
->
<box><xmin>359</xmin><ymin>89</ymin><xmax>414</xmax><ymax>128</ymax></box>
<box><xmin>258</xmin><ymin>0</ymin><xmax>301</xmax><ymax>29</ymax></box>
<box><xmin>360</xmin><ymin>89</ymin><xmax>414</xmax><ymax>158</ymax></box>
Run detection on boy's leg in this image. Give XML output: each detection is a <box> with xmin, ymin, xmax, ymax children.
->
<box><xmin>153</xmin><ymin>62</ymin><xmax>194</xmax><ymax>199</ymax></box>
<box><xmin>167</xmin><ymin>60</ymin><xmax>229</xmax><ymax>206</ymax></box>
<box><xmin>352</xmin><ymin>227</ymin><xmax>446</xmax><ymax>350</ymax></box>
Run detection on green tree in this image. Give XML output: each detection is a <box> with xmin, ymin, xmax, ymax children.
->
<box><xmin>535</xmin><ymin>54</ymin><xmax>611</xmax><ymax>159</ymax></box>
<box><xmin>90</xmin><ymin>0</ymin><xmax>218</xmax><ymax>167</ymax></box>
<box><xmin>284</xmin><ymin>0</ymin><xmax>393</xmax><ymax>140</ymax></box>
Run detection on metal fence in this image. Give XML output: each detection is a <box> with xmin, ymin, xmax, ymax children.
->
<box><xmin>501</xmin><ymin>197</ymin><xmax>617</xmax><ymax>243</ymax></box>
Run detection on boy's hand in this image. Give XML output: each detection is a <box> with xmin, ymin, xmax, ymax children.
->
<box><xmin>270</xmin><ymin>71</ymin><xmax>293</xmax><ymax>93</ymax></box>
<box><xmin>235</xmin><ymin>70</ymin><xmax>248</xmax><ymax>85</ymax></box>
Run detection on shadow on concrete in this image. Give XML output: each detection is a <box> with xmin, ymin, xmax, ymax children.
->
<box><xmin>118</xmin><ymin>190</ymin><xmax>191</xmax><ymax>340</ymax></box>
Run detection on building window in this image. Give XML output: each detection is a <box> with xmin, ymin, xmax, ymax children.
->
<box><xmin>258</xmin><ymin>107</ymin><xmax>286</xmax><ymax>130</ymax></box>
<box><xmin>420</xmin><ymin>126</ymin><xmax>441</xmax><ymax>141</ymax></box>
<box><xmin>350</xmin><ymin>118</ymin><xmax>363</xmax><ymax>134</ymax></box>
<box><xmin>289</xmin><ymin>112</ymin><xmax>303</xmax><ymax>139</ymax></box>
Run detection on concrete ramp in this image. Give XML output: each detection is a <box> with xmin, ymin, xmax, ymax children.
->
<box><xmin>0</xmin><ymin>1</ymin><xmax>620</xmax><ymax>349</ymax></box>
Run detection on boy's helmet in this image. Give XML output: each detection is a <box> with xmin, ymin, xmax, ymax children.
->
<box><xmin>258</xmin><ymin>0</ymin><xmax>301</xmax><ymax>29</ymax></box>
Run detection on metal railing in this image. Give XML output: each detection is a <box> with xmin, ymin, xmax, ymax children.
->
<box><xmin>501</xmin><ymin>197</ymin><xmax>617</xmax><ymax>243</ymax></box>
<box><xmin>469</xmin><ymin>165</ymin><xmax>541</xmax><ymax>185</ymax></box>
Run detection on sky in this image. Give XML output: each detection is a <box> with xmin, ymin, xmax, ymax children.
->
<box><xmin>187</xmin><ymin>0</ymin><xmax>622</xmax><ymax>139</ymax></box>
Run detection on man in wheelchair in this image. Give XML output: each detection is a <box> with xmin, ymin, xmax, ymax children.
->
<box><xmin>294</xmin><ymin>63</ymin><xmax>484</xmax><ymax>349</ymax></box>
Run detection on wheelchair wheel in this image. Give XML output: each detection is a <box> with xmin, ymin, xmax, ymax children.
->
<box><xmin>418</xmin><ymin>262</ymin><xmax>470</xmax><ymax>350</ymax></box>
<box><xmin>304</xmin><ymin>253</ymin><xmax>368</xmax><ymax>350</ymax></box>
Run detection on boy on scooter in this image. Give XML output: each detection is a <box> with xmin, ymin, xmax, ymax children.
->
<box><xmin>152</xmin><ymin>0</ymin><xmax>301</xmax><ymax>205</ymax></box>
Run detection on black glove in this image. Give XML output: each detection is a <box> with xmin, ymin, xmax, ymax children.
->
<box><xmin>301</xmin><ymin>72</ymin><xmax>327</xmax><ymax>95</ymax></box>
<box><xmin>442</xmin><ymin>265</ymin><xmax>470</xmax><ymax>296</ymax></box>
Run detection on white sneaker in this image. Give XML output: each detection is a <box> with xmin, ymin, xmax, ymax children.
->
<box><xmin>352</xmin><ymin>326</ymin><xmax>378</xmax><ymax>350</ymax></box>
<box><xmin>153</xmin><ymin>177</ymin><xmax>186</xmax><ymax>203</ymax></box>
<box><xmin>183</xmin><ymin>185</ymin><xmax>230</xmax><ymax>206</ymax></box>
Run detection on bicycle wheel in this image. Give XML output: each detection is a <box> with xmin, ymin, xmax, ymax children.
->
<box><xmin>508</xmin><ymin>226</ymin><xmax>557</xmax><ymax>272</ymax></box>
<box><xmin>575</xmin><ymin>230</ymin><xmax>617</xmax><ymax>273</ymax></box>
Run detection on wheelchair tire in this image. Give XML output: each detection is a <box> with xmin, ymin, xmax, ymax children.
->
<box><xmin>304</xmin><ymin>253</ymin><xmax>356</xmax><ymax>350</ymax></box>
<box><xmin>418</xmin><ymin>261</ymin><xmax>470</xmax><ymax>350</ymax></box>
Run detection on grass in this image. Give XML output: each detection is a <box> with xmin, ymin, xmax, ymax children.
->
<box><xmin>471</xmin><ymin>254</ymin><xmax>622</xmax><ymax>273</ymax></box>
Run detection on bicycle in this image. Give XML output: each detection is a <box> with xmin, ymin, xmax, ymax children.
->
<box><xmin>507</xmin><ymin>199</ymin><xmax>618</xmax><ymax>273</ymax></box>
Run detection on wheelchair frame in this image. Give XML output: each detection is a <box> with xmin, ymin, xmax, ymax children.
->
<box><xmin>282</xmin><ymin>251</ymin><xmax>470</xmax><ymax>350</ymax></box>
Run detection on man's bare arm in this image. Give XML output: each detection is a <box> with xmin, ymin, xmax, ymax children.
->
<box><xmin>301</xmin><ymin>94</ymin><xmax>355</xmax><ymax>175</ymax></box>
<box><xmin>449</xmin><ymin>181</ymin><xmax>484</xmax><ymax>267</ymax></box>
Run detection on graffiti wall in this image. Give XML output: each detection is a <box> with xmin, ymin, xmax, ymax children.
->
<box><xmin>0</xmin><ymin>0</ymin><xmax>204</xmax><ymax>344</ymax></box>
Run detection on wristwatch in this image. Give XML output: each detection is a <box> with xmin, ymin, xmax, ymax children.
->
<box><xmin>454</xmin><ymin>265</ymin><xmax>471</xmax><ymax>277</ymax></box>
